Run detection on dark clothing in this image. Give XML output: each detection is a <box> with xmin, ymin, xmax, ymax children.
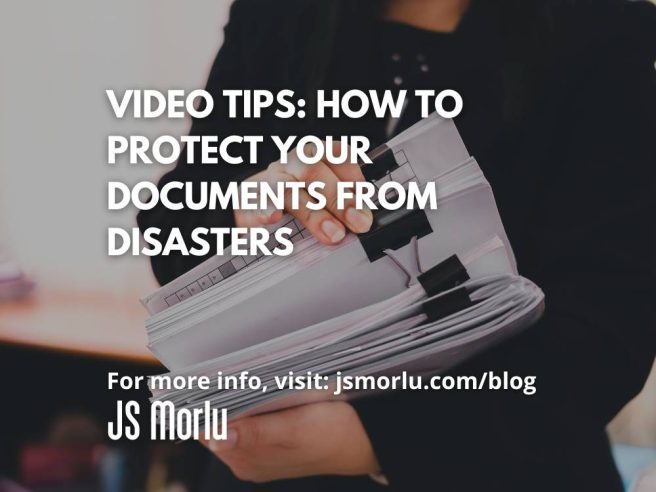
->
<box><xmin>137</xmin><ymin>1</ymin><xmax>656</xmax><ymax>490</ymax></box>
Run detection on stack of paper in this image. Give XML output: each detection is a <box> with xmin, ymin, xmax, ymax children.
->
<box><xmin>141</xmin><ymin>114</ymin><xmax>544</xmax><ymax>418</ymax></box>
<box><xmin>0</xmin><ymin>252</ymin><xmax>34</xmax><ymax>301</ymax></box>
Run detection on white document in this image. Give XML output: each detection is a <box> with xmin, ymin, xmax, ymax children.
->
<box><xmin>141</xmin><ymin>113</ymin><xmax>545</xmax><ymax>419</ymax></box>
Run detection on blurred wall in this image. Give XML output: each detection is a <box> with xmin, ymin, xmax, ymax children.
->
<box><xmin>0</xmin><ymin>0</ymin><xmax>231</xmax><ymax>295</ymax></box>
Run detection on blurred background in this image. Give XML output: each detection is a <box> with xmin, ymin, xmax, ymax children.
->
<box><xmin>0</xmin><ymin>1</ymin><xmax>654</xmax><ymax>491</ymax></box>
<box><xmin>0</xmin><ymin>2</ymin><xmax>230</xmax><ymax>491</ymax></box>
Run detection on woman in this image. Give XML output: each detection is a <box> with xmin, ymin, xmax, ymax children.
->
<box><xmin>137</xmin><ymin>0</ymin><xmax>656</xmax><ymax>490</ymax></box>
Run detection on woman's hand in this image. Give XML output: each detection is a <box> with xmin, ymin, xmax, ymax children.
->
<box><xmin>234</xmin><ymin>143</ymin><xmax>374</xmax><ymax>244</ymax></box>
<box><xmin>201</xmin><ymin>401</ymin><xmax>380</xmax><ymax>483</ymax></box>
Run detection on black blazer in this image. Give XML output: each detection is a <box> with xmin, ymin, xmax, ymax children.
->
<box><xmin>137</xmin><ymin>1</ymin><xmax>656</xmax><ymax>490</ymax></box>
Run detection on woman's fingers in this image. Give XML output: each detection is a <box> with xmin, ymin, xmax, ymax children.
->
<box><xmin>235</xmin><ymin>141</ymin><xmax>374</xmax><ymax>243</ymax></box>
<box><xmin>201</xmin><ymin>402</ymin><xmax>380</xmax><ymax>483</ymax></box>
<box><xmin>278</xmin><ymin>149</ymin><xmax>373</xmax><ymax>234</ymax></box>
<box><xmin>311</xmin><ymin>162</ymin><xmax>372</xmax><ymax>234</ymax></box>
<box><xmin>234</xmin><ymin>208</ymin><xmax>284</xmax><ymax>228</ymax></box>
<box><xmin>322</xmin><ymin>141</ymin><xmax>374</xmax><ymax>233</ymax></box>
<box><xmin>266</xmin><ymin>162</ymin><xmax>346</xmax><ymax>244</ymax></box>
<box><xmin>323</xmin><ymin>139</ymin><xmax>368</xmax><ymax>183</ymax></box>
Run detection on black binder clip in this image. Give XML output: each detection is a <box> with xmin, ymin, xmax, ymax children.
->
<box><xmin>358</xmin><ymin>208</ymin><xmax>432</xmax><ymax>262</ymax></box>
<box><xmin>361</xmin><ymin>144</ymin><xmax>398</xmax><ymax>181</ymax></box>
<box><xmin>417</xmin><ymin>254</ymin><xmax>470</xmax><ymax>297</ymax></box>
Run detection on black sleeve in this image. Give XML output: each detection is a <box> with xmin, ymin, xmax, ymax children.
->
<box><xmin>136</xmin><ymin>0</ymin><xmax>265</xmax><ymax>286</ymax></box>
<box><xmin>353</xmin><ymin>16</ymin><xmax>656</xmax><ymax>492</ymax></box>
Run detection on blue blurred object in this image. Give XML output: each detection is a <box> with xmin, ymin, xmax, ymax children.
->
<box><xmin>612</xmin><ymin>444</ymin><xmax>656</xmax><ymax>491</ymax></box>
<box><xmin>98</xmin><ymin>449</ymin><xmax>126</xmax><ymax>492</ymax></box>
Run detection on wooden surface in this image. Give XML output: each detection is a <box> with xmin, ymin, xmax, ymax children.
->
<box><xmin>0</xmin><ymin>287</ymin><xmax>156</xmax><ymax>363</ymax></box>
